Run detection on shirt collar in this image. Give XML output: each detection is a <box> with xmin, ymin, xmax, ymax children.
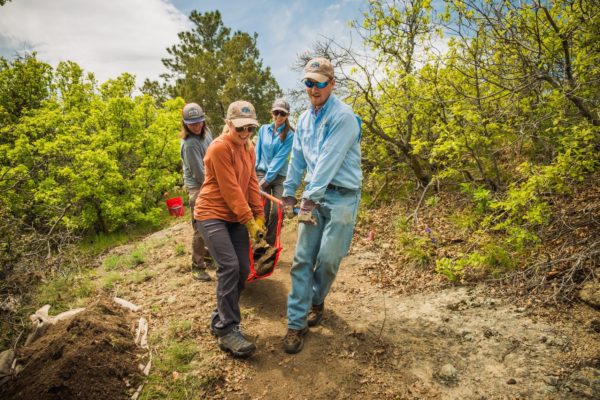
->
<box><xmin>311</xmin><ymin>94</ymin><xmax>335</xmax><ymax>117</ymax></box>
<box><xmin>270</xmin><ymin>123</ymin><xmax>285</xmax><ymax>134</ymax></box>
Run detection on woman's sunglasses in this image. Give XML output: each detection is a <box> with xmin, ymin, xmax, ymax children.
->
<box><xmin>304</xmin><ymin>80</ymin><xmax>329</xmax><ymax>89</ymax></box>
<box><xmin>235</xmin><ymin>125</ymin><xmax>256</xmax><ymax>133</ymax></box>
<box><xmin>272</xmin><ymin>110</ymin><xmax>288</xmax><ymax>117</ymax></box>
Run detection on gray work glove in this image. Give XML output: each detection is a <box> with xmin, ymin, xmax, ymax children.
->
<box><xmin>282</xmin><ymin>196</ymin><xmax>297</xmax><ymax>219</ymax></box>
<box><xmin>297</xmin><ymin>198</ymin><xmax>318</xmax><ymax>225</ymax></box>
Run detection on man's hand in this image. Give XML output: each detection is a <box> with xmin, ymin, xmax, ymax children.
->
<box><xmin>297</xmin><ymin>198</ymin><xmax>318</xmax><ymax>225</ymax></box>
<box><xmin>245</xmin><ymin>218</ymin><xmax>266</xmax><ymax>244</ymax></box>
<box><xmin>259</xmin><ymin>178</ymin><xmax>269</xmax><ymax>191</ymax></box>
<box><xmin>282</xmin><ymin>196</ymin><xmax>297</xmax><ymax>219</ymax></box>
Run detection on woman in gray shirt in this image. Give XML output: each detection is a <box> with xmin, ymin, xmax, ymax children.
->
<box><xmin>180</xmin><ymin>102</ymin><xmax>213</xmax><ymax>281</ymax></box>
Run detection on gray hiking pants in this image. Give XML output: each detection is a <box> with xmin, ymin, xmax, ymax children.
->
<box><xmin>196</xmin><ymin>219</ymin><xmax>250</xmax><ymax>336</ymax></box>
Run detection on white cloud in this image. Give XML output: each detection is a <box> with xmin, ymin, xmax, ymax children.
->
<box><xmin>0</xmin><ymin>0</ymin><xmax>189</xmax><ymax>85</ymax></box>
<box><xmin>254</xmin><ymin>1</ymin><xmax>363</xmax><ymax>92</ymax></box>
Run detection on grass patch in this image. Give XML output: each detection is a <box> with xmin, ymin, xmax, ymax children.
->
<box><xmin>129</xmin><ymin>269</ymin><xmax>156</xmax><ymax>284</ymax></box>
<box><xmin>139</xmin><ymin>336</ymin><xmax>219</xmax><ymax>400</ymax></box>
<box><xmin>103</xmin><ymin>245</ymin><xmax>148</xmax><ymax>271</ymax></box>
<box><xmin>78</xmin><ymin>213</ymin><xmax>175</xmax><ymax>257</ymax></box>
<box><xmin>103</xmin><ymin>254</ymin><xmax>126</xmax><ymax>271</ymax></box>
<box><xmin>168</xmin><ymin>319</ymin><xmax>193</xmax><ymax>339</ymax></box>
<box><xmin>174</xmin><ymin>243</ymin><xmax>186</xmax><ymax>257</ymax></box>
<box><xmin>129</xmin><ymin>245</ymin><xmax>147</xmax><ymax>267</ymax></box>
<box><xmin>34</xmin><ymin>273</ymin><xmax>96</xmax><ymax>314</ymax></box>
<box><xmin>101</xmin><ymin>271</ymin><xmax>124</xmax><ymax>291</ymax></box>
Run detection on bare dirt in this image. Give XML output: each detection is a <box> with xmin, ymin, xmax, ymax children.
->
<box><xmin>0</xmin><ymin>299</ymin><xmax>145</xmax><ymax>400</ymax></box>
<box><xmin>119</xmin><ymin>219</ymin><xmax>598</xmax><ymax>399</ymax></box>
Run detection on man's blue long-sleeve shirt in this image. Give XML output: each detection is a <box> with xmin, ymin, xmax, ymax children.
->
<box><xmin>283</xmin><ymin>94</ymin><xmax>362</xmax><ymax>202</ymax></box>
<box><xmin>255</xmin><ymin>123</ymin><xmax>294</xmax><ymax>183</ymax></box>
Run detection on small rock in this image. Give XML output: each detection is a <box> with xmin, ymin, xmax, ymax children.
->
<box><xmin>543</xmin><ymin>376</ymin><xmax>559</xmax><ymax>386</ymax></box>
<box><xmin>436</xmin><ymin>363</ymin><xmax>458</xmax><ymax>384</ymax></box>
<box><xmin>506</xmin><ymin>378</ymin><xmax>517</xmax><ymax>385</ymax></box>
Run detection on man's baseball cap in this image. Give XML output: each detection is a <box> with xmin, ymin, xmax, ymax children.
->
<box><xmin>303</xmin><ymin>57</ymin><xmax>334</xmax><ymax>83</ymax></box>
<box><xmin>271</xmin><ymin>98</ymin><xmax>290</xmax><ymax>114</ymax></box>
<box><xmin>182</xmin><ymin>103</ymin><xmax>205</xmax><ymax>124</ymax></box>
<box><xmin>226</xmin><ymin>100</ymin><xmax>259</xmax><ymax>128</ymax></box>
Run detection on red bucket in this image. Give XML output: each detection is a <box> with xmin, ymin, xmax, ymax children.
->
<box><xmin>165</xmin><ymin>197</ymin><xmax>184</xmax><ymax>217</ymax></box>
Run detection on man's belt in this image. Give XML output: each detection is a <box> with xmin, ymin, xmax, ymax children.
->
<box><xmin>327</xmin><ymin>184</ymin><xmax>357</xmax><ymax>193</ymax></box>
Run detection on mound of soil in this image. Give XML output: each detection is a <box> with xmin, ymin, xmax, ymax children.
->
<box><xmin>0</xmin><ymin>299</ymin><xmax>145</xmax><ymax>400</ymax></box>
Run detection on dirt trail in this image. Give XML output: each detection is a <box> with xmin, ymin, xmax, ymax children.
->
<box><xmin>116</xmin><ymin>221</ymin><xmax>599</xmax><ymax>399</ymax></box>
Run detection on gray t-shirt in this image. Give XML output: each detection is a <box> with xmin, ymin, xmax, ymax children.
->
<box><xmin>181</xmin><ymin>130</ymin><xmax>213</xmax><ymax>189</ymax></box>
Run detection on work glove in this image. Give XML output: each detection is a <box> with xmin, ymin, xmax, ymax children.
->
<box><xmin>282</xmin><ymin>196</ymin><xmax>297</xmax><ymax>219</ymax></box>
<box><xmin>258</xmin><ymin>178</ymin><xmax>269</xmax><ymax>191</ymax></box>
<box><xmin>297</xmin><ymin>198</ymin><xmax>318</xmax><ymax>225</ymax></box>
<box><xmin>245</xmin><ymin>218</ymin><xmax>266</xmax><ymax>245</ymax></box>
<box><xmin>255</xmin><ymin>215</ymin><xmax>266</xmax><ymax>232</ymax></box>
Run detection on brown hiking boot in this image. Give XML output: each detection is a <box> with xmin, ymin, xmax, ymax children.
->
<box><xmin>283</xmin><ymin>327</ymin><xmax>308</xmax><ymax>354</ymax></box>
<box><xmin>307</xmin><ymin>303</ymin><xmax>324</xmax><ymax>327</ymax></box>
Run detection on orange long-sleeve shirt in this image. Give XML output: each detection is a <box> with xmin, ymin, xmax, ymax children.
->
<box><xmin>194</xmin><ymin>133</ymin><xmax>264</xmax><ymax>224</ymax></box>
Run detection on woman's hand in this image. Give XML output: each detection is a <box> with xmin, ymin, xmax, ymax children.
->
<box><xmin>245</xmin><ymin>218</ymin><xmax>266</xmax><ymax>244</ymax></box>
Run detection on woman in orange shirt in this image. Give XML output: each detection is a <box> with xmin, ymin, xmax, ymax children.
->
<box><xmin>195</xmin><ymin>100</ymin><xmax>265</xmax><ymax>358</ymax></box>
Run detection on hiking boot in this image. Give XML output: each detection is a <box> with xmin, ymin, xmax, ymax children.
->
<box><xmin>283</xmin><ymin>327</ymin><xmax>308</xmax><ymax>354</ymax></box>
<box><xmin>307</xmin><ymin>303</ymin><xmax>324</xmax><ymax>327</ymax></box>
<box><xmin>192</xmin><ymin>267</ymin><xmax>211</xmax><ymax>282</ymax></box>
<box><xmin>218</xmin><ymin>327</ymin><xmax>256</xmax><ymax>358</ymax></box>
<box><xmin>210</xmin><ymin>324</ymin><xmax>249</xmax><ymax>339</ymax></box>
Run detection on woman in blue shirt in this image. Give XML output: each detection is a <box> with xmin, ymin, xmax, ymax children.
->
<box><xmin>255</xmin><ymin>98</ymin><xmax>294</xmax><ymax>246</ymax></box>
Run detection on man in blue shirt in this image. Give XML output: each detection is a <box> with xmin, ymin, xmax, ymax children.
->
<box><xmin>282</xmin><ymin>57</ymin><xmax>362</xmax><ymax>354</ymax></box>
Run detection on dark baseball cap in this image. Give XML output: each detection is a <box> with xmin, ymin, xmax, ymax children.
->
<box><xmin>271</xmin><ymin>98</ymin><xmax>290</xmax><ymax>114</ymax></box>
<box><xmin>182</xmin><ymin>103</ymin><xmax>205</xmax><ymax>124</ymax></box>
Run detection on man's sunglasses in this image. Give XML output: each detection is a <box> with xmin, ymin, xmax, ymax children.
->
<box><xmin>304</xmin><ymin>80</ymin><xmax>329</xmax><ymax>89</ymax></box>
<box><xmin>235</xmin><ymin>125</ymin><xmax>256</xmax><ymax>133</ymax></box>
<box><xmin>272</xmin><ymin>110</ymin><xmax>288</xmax><ymax>117</ymax></box>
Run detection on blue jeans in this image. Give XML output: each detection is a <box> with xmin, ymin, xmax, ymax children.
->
<box><xmin>197</xmin><ymin>219</ymin><xmax>250</xmax><ymax>336</ymax></box>
<box><xmin>287</xmin><ymin>188</ymin><xmax>361</xmax><ymax>329</ymax></box>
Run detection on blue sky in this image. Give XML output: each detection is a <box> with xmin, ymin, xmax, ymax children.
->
<box><xmin>0</xmin><ymin>0</ymin><xmax>366</xmax><ymax>91</ymax></box>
